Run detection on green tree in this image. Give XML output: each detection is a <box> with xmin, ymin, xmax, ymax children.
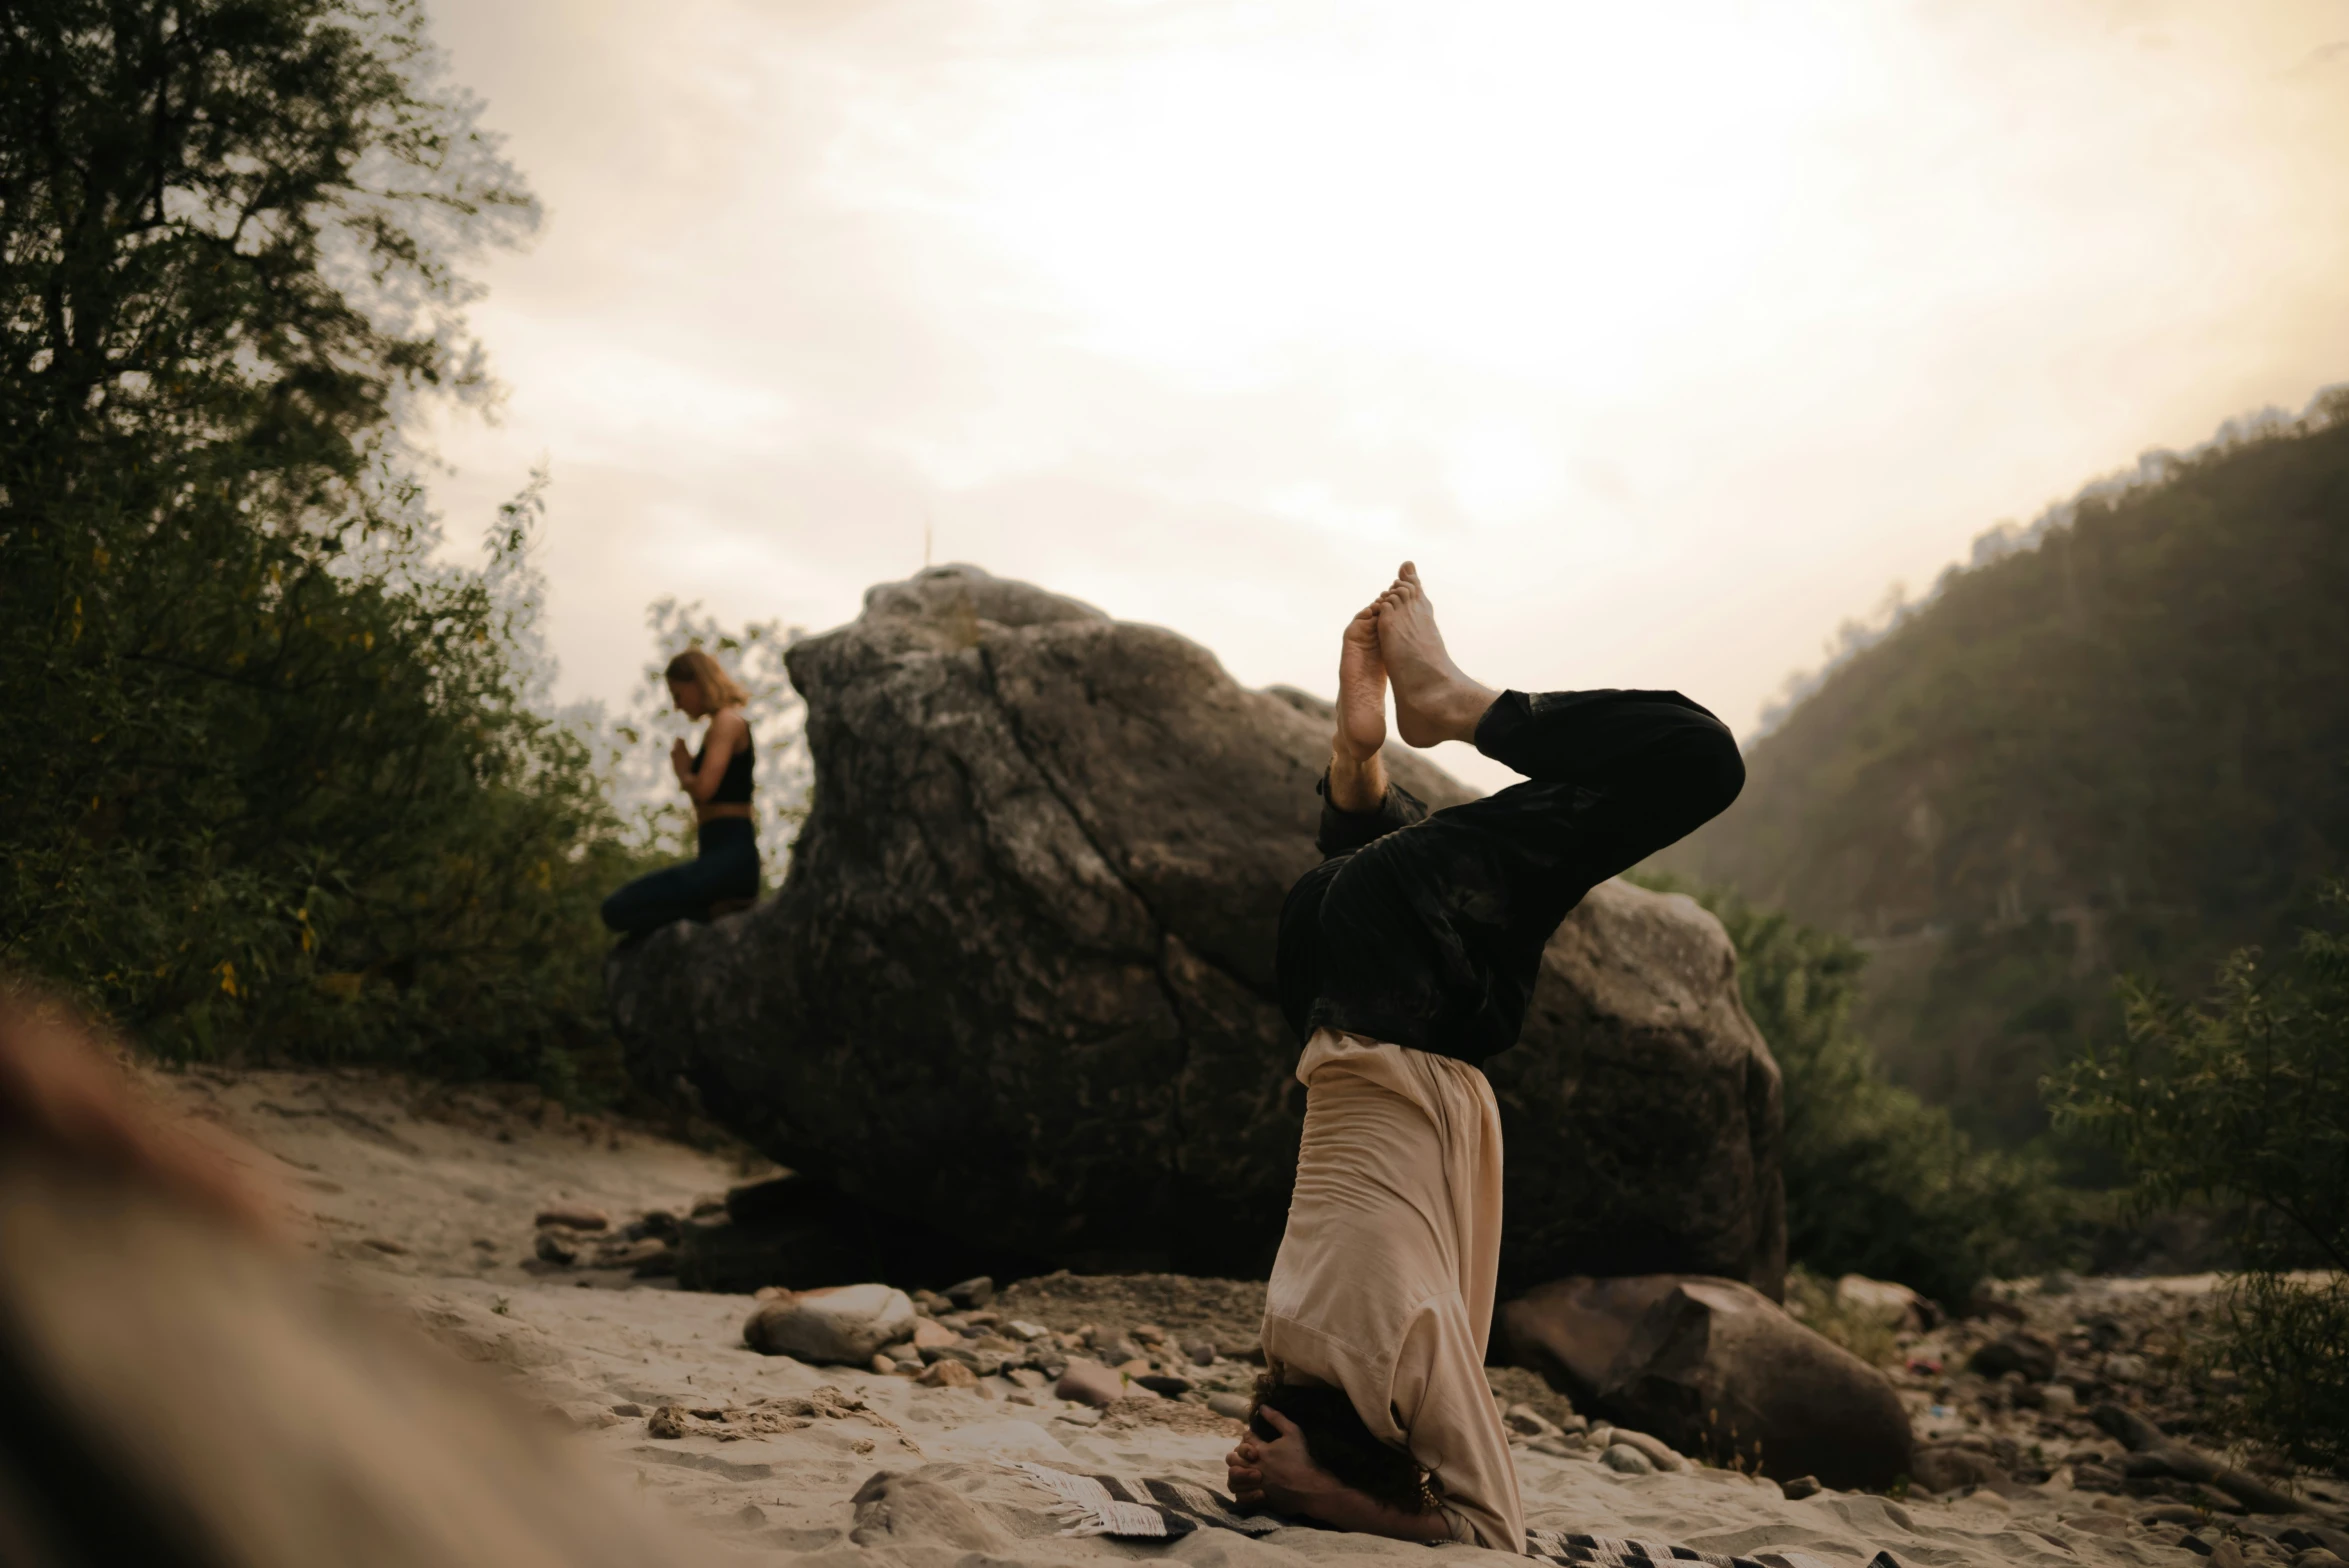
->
<box><xmin>2047</xmin><ymin>884</ymin><xmax>2349</xmax><ymax>1470</ymax></box>
<box><xmin>1641</xmin><ymin>877</ymin><xmax>2067</xmax><ymax>1306</ymax></box>
<box><xmin>1</xmin><ymin>0</ymin><xmax>645</xmax><ymax>1091</ymax></box>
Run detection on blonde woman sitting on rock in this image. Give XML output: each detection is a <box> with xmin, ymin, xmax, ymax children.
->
<box><xmin>1227</xmin><ymin>563</ymin><xmax>1745</xmax><ymax>1551</ymax></box>
<box><xmin>601</xmin><ymin>648</ymin><xmax>760</xmax><ymax>937</ymax></box>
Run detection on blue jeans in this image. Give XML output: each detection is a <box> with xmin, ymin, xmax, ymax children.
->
<box><xmin>601</xmin><ymin>819</ymin><xmax>761</xmax><ymax>935</ymax></box>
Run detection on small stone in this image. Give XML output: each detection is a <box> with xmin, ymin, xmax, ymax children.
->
<box><xmin>2208</xmin><ymin>1542</ymin><xmax>2246</xmax><ymax>1568</ymax></box>
<box><xmin>1115</xmin><ymin>1356</ymin><xmax>1154</xmax><ymax>1378</ymax></box>
<box><xmin>1608</xmin><ymin>1429</ymin><xmax>1687</xmax><ymax>1473</ymax></box>
<box><xmin>1183</xmin><ymin>1339</ymin><xmax>1217</xmax><ymax>1366</ymax></box>
<box><xmin>1531</xmin><ymin>1436</ymin><xmax>1595</xmax><ymax>1460</ymax></box>
<box><xmin>913</xmin><ymin>1289</ymin><xmax>953</xmax><ymax>1315</ymax></box>
<box><xmin>2290</xmin><ymin>1554</ymin><xmax>2348</xmax><ymax>1568</ymax></box>
<box><xmin>1969</xmin><ymin>1332</ymin><xmax>2059</xmax><ymax>1384</ymax></box>
<box><xmin>1056</xmin><ymin>1406</ymin><xmax>1103</xmax><ymax>1427</ymax></box>
<box><xmin>945</xmin><ymin>1275</ymin><xmax>995</xmax><ymax>1310</ymax></box>
<box><xmin>918</xmin><ymin>1359</ymin><xmax>979</xmax><ymax>1390</ymax></box>
<box><xmin>870</xmin><ymin>1353</ymin><xmax>896</xmax><ymax>1374</ymax></box>
<box><xmin>733</xmin><ymin>1503</ymin><xmax>768</xmax><ymax>1529</ymax></box>
<box><xmin>2142</xmin><ymin>1506</ymin><xmax>2207</xmax><ymax>1527</ymax></box>
<box><xmin>1207</xmin><ymin>1393</ymin><xmax>1253</xmax><ymax>1421</ymax></box>
<box><xmin>1007</xmin><ymin>1389</ymin><xmax>1039</xmax><ymax>1405</ymax></box>
<box><xmin>1135</xmin><ymin>1374</ymin><xmax>1193</xmax><ymax>1397</ymax></box>
<box><xmin>1006</xmin><ymin>1366</ymin><xmax>1047</xmax><ymax>1389</ymax></box>
<box><xmin>535</xmin><ymin>1205</ymin><xmax>610</xmax><ymax>1231</ymax></box>
<box><xmin>1601</xmin><ymin>1444</ymin><xmax>1656</xmax><ymax>1476</ymax></box>
<box><xmin>1133</xmin><ymin>1322</ymin><xmax>1167</xmax><ymax>1343</ymax></box>
<box><xmin>2039</xmin><ymin>1383</ymin><xmax>2078</xmax><ymax>1415</ymax></box>
<box><xmin>1006</xmin><ymin>1319</ymin><xmax>1051</xmax><ymax>1342</ymax></box>
<box><xmin>1056</xmin><ymin>1358</ymin><xmax>1142</xmax><ymax>1407</ymax></box>
<box><xmin>1780</xmin><ymin>1476</ymin><xmax>1822</xmax><ymax>1501</ymax></box>
<box><xmin>912</xmin><ymin>1319</ymin><xmax>960</xmax><ymax>1350</ymax></box>
<box><xmin>362</xmin><ymin>1237</ymin><xmax>408</xmax><ymax>1255</ymax></box>
<box><xmin>1504</xmin><ymin>1403</ymin><xmax>1562</xmax><ymax>1440</ymax></box>
<box><xmin>2065</xmin><ymin>1515</ymin><xmax>2131</xmax><ymax>1537</ymax></box>
<box><xmin>610</xmin><ymin>1402</ymin><xmax>642</xmax><ymax>1417</ymax></box>
<box><xmin>534</xmin><ymin>1231</ymin><xmax>577</xmax><ymax>1266</ymax></box>
<box><xmin>2104</xmin><ymin>1353</ymin><xmax>2148</xmax><ymax>1383</ymax></box>
<box><xmin>592</xmin><ymin>1236</ymin><xmax>674</xmax><ymax>1272</ymax></box>
<box><xmin>2181</xmin><ymin>1537</ymin><xmax>2215</xmax><ymax>1557</ymax></box>
<box><xmin>741</xmin><ymin>1283</ymin><xmax>918</xmax><ymax>1364</ymax></box>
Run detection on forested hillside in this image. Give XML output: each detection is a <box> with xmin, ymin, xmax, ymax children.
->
<box><xmin>1657</xmin><ymin>396</ymin><xmax>2349</xmax><ymax>1147</ymax></box>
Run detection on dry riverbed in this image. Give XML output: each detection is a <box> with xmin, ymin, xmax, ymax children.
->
<box><xmin>145</xmin><ymin>1066</ymin><xmax>2347</xmax><ymax>1568</ymax></box>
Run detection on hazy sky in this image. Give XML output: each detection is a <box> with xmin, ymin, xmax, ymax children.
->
<box><xmin>419</xmin><ymin>0</ymin><xmax>2349</xmax><ymax>787</ymax></box>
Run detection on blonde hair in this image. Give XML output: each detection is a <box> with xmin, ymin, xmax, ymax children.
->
<box><xmin>663</xmin><ymin>647</ymin><xmax>749</xmax><ymax>709</ymax></box>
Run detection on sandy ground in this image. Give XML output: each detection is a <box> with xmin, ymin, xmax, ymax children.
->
<box><xmin>141</xmin><ymin>1066</ymin><xmax>2335</xmax><ymax>1568</ymax></box>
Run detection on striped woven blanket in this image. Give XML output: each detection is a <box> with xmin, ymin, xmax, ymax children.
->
<box><xmin>1006</xmin><ymin>1462</ymin><xmax>1906</xmax><ymax>1568</ymax></box>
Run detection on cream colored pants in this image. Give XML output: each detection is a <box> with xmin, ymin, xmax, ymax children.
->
<box><xmin>1261</xmin><ymin>1029</ymin><xmax>1525</xmax><ymax>1554</ymax></box>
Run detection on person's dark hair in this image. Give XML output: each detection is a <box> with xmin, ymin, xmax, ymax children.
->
<box><xmin>1247</xmin><ymin>1377</ymin><xmax>1436</xmax><ymax>1517</ymax></box>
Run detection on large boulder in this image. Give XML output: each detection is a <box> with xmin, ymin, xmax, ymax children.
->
<box><xmin>1499</xmin><ymin>1274</ymin><xmax>1913</xmax><ymax>1490</ymax></box>
<box><xmin>608</xmin><ymin>565</ymin><xmax>1785</xmax><ymax>1291</ymax></box>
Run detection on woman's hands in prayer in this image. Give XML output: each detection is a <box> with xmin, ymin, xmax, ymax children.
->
<box><xmin>1225</xmin><ymin>1405</ymin><xmax>1455</xmax><ymax>1543</ymax></box>
<box><xmin>669</xmin><ymin>736</ymin><xmax>694</xmax><ymax>785</ymax></box>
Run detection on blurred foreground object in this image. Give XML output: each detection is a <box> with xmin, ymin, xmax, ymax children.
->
<box><xmin>0</xmin><ymin>994</ymin><xmax>681</xmax><ymax>1568</ymax></box>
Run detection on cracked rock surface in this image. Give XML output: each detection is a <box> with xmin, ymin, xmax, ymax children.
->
<box><xmin>607</xmin><ymin>565</ymin><xmax>1787</xmax><ymax>1290</ymax></box>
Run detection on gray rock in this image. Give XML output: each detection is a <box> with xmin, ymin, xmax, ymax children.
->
<box><xmin>533</xmin><ymin>1231</ymin><xmax>576</xmax><ymax>1266</ymax></box>
<box><xmin>1500</xmin><ymin>1273</ymin><xmax>1912</xmax><ymax>1491</ymax></box>
<box><xmin>1912</xmin><ymin>1443</ymin><xmax>2007</xmax><ymax>1494</ymax></box>
<box><xmin>742</xmin><ymin>1283</ymin><xmax>917</xmax><ymax>1364</ymax></box>
<box><xmin>1601</xmin><ymin>1444</ymin><xmax>1656</xmax><ymax>1475</ymax></box>
<box><xmin>608</xmin><ymin>565</ymin><xmax>1785</xmax><ymax>1289</ymax></box>
<box><xmin>1969</xmin><ymin>1332</ymin><xmax>2058</xmax><ymax>1383</ymax></box>
<box><xmin>1054</xmin><ymin>1358</ymin><xmax>1139</xmax><ymax>1407</ymax></box>
<box><xmin>1207</xmin><ymin>1392</ymin><xmax>1254</xmax><ymax>1421</ymax></box>
<box><xmin>1780</xmin><ymin>1475</ymin><xmax>1822</xmax><ymax>1501</ymax></box>
<box><xmin>946</xmin><ymin>1275</ymin><xmax>995</xmax><ymax>1310</ymax></box>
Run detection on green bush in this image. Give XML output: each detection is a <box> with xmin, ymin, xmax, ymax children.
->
<box><xmin>2047</xmin><ymin>884</ymin><xmax>2349</xmax><ymax>1471</ymax></box>
<box><xmin>1641</xmin><ymin>877</ymin><xmax>2068</xmax><ymax>1306</ymax></box>
<box><xmin>0</xmin><ymin>0</ymin><xmax>652</xmax><ymax>1093</ymax></box>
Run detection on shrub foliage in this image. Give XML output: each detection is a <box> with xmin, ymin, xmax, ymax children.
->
<box><xmin>1644</xmin><ymin>879</ymin><xmax>2066</xmax><ymax>1306</ymax></box>
<box><xmin>0</xmin><ymin>0</ymin><xmax>646</xmax><ymax>1088</ymax></box>
<box><xmin>2047</xmin><ymin>884</ymin><xmax>2349</xmax><ymax>1471</ymax></box>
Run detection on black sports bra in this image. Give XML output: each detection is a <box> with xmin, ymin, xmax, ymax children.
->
<box><xmin>695</xmin><ymin>724</ymin><xmax>754</xmax><ymax>804</ymax></box>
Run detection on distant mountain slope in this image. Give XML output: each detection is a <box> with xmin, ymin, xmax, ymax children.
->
<box><xmin>1656</xmin><ymin>392</ymin><xmax>2349</xmax><ymax>1146</ymax></box>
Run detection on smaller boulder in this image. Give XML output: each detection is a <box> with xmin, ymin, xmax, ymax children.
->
<box><xmin>1780</xmin><ymin>1476</ymin><xmax>1822</xmax><ymax>1501</ymax></box>
<box><xmin>1500</xmin><ymin>1274</ymin><xmax>1913</xmax><ymax>1491</ymax></box>
<box><xmin>946</xmin><ymin>1275</ymin><xmax>995</xmax><ymax>1310</ymax></box>
<box><xmin>1835</xmin><ymin>1274</ymin><xmax>1932</xmax><ymax>1331</ymax></box>
<box><xmin>916</xmin><ymin>1359</ymin><xmax>979</xmax><ymax>1390</ymax></box>
<box><xmin>534</xmin><ymin>1231</ymin><xmax>577</xmax><ymax>1266</ymax></box>
<box><xmin>743</xmin><ymin>1283</ymin><xmax>917</xmax><ymax>1364</ymax></box>
<box><xmin>1601</xmin><ymin>1444</ymin><xmax>1655</xmax><ymax>1475</ymax></box>
<box><xmin>1968</xmin><ymin>1332</ymin><xmax>2058</xmax><ymax>1384</ymax></box>
<box><xmin>1912</xmin><ymin>1443</ymin><xmax>2007</xmax><ymax>1494</ymax></box>
<box><xmin>535</xmin><ymin>1204</ymin><xmax>609</xmax><ymax>1231</ymax></box>
<box><xmin>1056</xmin><ymin>1358</ymin><xmax>1147</xmax><ymax>1407</ymax></box>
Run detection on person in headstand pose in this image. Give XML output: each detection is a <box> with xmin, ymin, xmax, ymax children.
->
<box><xmin>1226</xmin><ymin>563</ymin><xmax>1746</xmax><ymax>1552</ymax></box>
<box><xmin>600</xmin><ymin>648</ymin><xmax>761</xmax><ymax>937</ymax></box>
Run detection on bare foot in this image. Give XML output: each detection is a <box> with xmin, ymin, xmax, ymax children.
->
<box><xmin>1375</xmin><ymin>563</ymin><xmax>1497</xmax><ymax>748</ymax></box>
<box><xmin>1336</xmin><ymin>602</ymin><xmax>1388</xmax><ymax>763</ymax></box>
